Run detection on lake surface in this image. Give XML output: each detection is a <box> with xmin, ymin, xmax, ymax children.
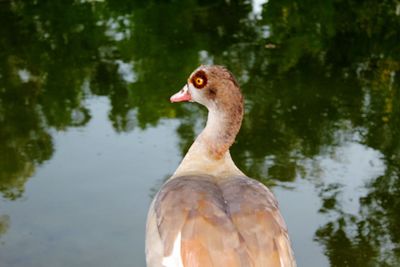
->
<box><xmin>0</xmin><ymin>0</ymin><xmax>399</xmax><ymax>266</ymax></box>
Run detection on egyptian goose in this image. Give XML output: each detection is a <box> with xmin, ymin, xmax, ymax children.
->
<box><xmin>146</xmin><ymin>65</ymin><xmax>296</xmax><ymax>267</ymax></box>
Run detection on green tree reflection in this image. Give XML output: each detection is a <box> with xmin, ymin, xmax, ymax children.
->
<box><xmin>0</xmin><ymin>0</ymin><xmax>255</xmax><ymax>197</ymax></box>
<box><xmin>0</xmin><ymin>214</ymin><xmax>10</xmax><ymax>239</ymax></box>
<box><xmin>254</xmin><ymin>0</ymin><xmax>400</xmax><ymax>265</ymax></box>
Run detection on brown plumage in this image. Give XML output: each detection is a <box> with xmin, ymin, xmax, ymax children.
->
<box><xmin>146</xmin><ymin>65</ymin><xmax>296</xmax><ymax>267</ymax></box>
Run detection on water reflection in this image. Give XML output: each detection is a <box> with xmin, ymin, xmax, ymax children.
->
<box><xmin>0</xmin><ymin>215</ymin><xmax>10</xmax><ymax>239</ymax></box>
<box><xmin>0</xmin><ymin>0</ymin><xmax>399</xmax><ymax>266</ymax></box>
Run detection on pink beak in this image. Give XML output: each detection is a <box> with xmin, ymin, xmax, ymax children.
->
<box><xmin>170</xmin><ymin>85</ymin><xmax>192</xmax><ymax>103</ymax></box>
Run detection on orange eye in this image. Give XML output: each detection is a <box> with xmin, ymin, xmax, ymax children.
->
<box><xmin>195</xmin><ymin>77</ymin><xmax>204</xmax><ymax>86</ymax></box>
<box><xmin>191</xmin><ymin>70</ymin><xmax>207</xmax><ymax>89</ymax></box>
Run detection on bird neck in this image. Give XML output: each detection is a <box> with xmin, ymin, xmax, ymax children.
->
<box><xmin>200</xmin><ymin>107</ymin><xmax>241</xmax><ymax>159</ymax></box>
<box><xmin>172</xmin><ymin>103</ymin><xmax>244</xmax><ymax>179</ymax></box>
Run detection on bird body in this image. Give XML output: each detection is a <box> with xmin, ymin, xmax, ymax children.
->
<box><xmin>146</xmin><ymin>65</ymin><xmax>296</xmax><ymax>267</ymax></box>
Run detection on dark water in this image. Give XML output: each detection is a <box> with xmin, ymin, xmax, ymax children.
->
<box><xmin>0</xmin><ymin>0</ymin><xmax>399</xmax><ymax>266</ymax></box>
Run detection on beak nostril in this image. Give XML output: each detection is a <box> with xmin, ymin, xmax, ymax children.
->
<box><xmin>170</xmin><ymin>85</ymin><xmax>192</xmax><ymax>102</ymax></box>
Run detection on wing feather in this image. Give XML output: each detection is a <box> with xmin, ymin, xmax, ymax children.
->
<box><xmin>220</xmin><ymin>177</ymin><xmax>296</xmax><ymax>266</ymax></box>
<box><xmin>148</xmin><ymin>175</ymin><xmax>296</xmax><ymax>267</ymax></box>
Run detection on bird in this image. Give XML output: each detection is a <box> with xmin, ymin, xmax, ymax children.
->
<box><xmin>145</xmin><ymin>65</ymin><xmax>296</xmax><ymax>267</ymax></box>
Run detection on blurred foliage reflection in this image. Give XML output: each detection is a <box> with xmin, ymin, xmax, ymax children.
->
<box><xmin>0</xmin><ymin>0</ymin><xmax>399</xmax><ymax>265</ymax></box>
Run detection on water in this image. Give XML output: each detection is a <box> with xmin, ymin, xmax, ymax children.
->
<box><xmin>0</xmin><ymin>0</ymin><xmax>399</xmax><ymax>266</ymax></box>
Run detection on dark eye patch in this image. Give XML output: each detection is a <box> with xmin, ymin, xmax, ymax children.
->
<box><xmin>191</xmin><ymin>70</ymin><xmax>207</xmax><ymax>89</ymax></box>
<box><xmin>207</xmin><ymin>88</ymin><xmax>217</xmax><ymax>99</ymax></box>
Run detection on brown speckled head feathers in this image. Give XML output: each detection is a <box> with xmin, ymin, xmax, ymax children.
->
<box><xmin>187</xmin><ymin>65</ymin><xmax>244</xmax><ymax>159</ymax></box>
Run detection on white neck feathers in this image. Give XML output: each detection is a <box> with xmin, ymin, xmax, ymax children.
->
<box><xmin>172</xmin><ymin>107</ymin><xmax>244</xmax><ymax>179</ymax></box>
